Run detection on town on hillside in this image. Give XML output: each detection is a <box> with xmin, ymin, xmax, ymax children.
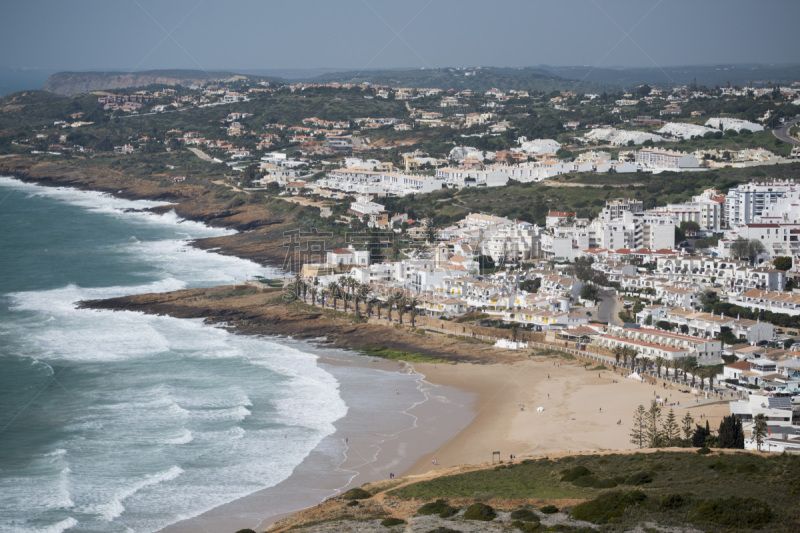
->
<box><xmin>4</xmin><ymin>72</ymin><xmax>800</xmax><ymax>454</ymax></box>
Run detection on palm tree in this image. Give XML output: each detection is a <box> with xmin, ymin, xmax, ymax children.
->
<box><xmin>706</xmin><ymin>367</ymin><xmax>716</xmax><ymax>392</ymax></box>
<box><xmin>698</xmin><ymin>366</ymin><xmax>711</xmax><ymax>391</ymax></box>
<box><xmin>395</xmin><ymin>294</ymin><xmax>408</xmax><ymax>325</ymax></box>
<box><xmin>347</xmin><ymin>277</ymin><xmax>358</xmax><ymax>299</ymax></box>
<box><xmin>685</xmin><ymin>358</ymin><xmax>699</xmax><ymax>388</ymax></box>
<box><xmin>320</xmin><ymin>288</ymin><xmax>327</xmax><ymax>308</ymax></box>
<box><xmin>300</xmin><ymin>279</ymin><xmax>308</xmax><ymax>302</ymax></box>
<box><xmin>612</xmin><ymin>346</ymin><xmax>622</xmax><ymax>365</ymax></box>
<box><xmin>309</xmin><ymin>286</ymin><xmax>318</xmax><ymax>307</ymax></box>
<box><xmin>385</xmin><ymin>294</ymin><xmax>395</xmax><ymax>322</ymax></box>
<box><xmin>407</xmin><ymin>297</ymin><xmax>421</xmax><ymax>327</ymax></box>
<box><xmin>628</xmin><ymin>348</ymin><xmax>639</xmax><ymax>373</ymax></box>
<box><xmin>338</xmin><ymin>277</ymin><xmax>349</xmax><ymax>312</ymax></box>
<box><xmin>653</xmin><ymin>356</ymin><xmax>666</xmax><ymax>379</ymax></box>
<box><xmin>292</xmin><ymin>272</ymin><xmax>302</xmax><ymax>300</ymax></box>
<box><xmin>327</xmin><ymin>282</ymin><xmax>339</xmax><ymax>310</ymax></box>
<box><xmin>354</xmin><ymin>285</ymin><xmax>369</xmax><ymax>316</ymax></box>
<box><xmin>670</xmin><ymin>358</ymin><xmax>680</xmax><ymax>381</ymax></box>
<box><xmin>365</xmin><ymin>299</ymin><xmax>374</xmax><ymax>318</ymax></box>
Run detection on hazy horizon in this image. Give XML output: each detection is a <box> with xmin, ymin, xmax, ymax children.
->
<box><xmin>2</xmin><ymin>0</ymin><xmax>799</xmax><ymax>74</ymax></box>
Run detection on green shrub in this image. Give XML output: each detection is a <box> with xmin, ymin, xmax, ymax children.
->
<box><xmin>690</xmin><ymin>497</ymin><xmax>772</xmax><ymax>529</ymax></box>
<box><xmin>624</xmin><ymin>471</ymin><xmax>654</xmax><ymax>485</ymax></box>
<box><xmin>659</xmin><ymin>493</ymin><xmax>688</xmax><ymax>510</ymax></box>
<box><xmin>463</xmin><ymin>502</ymin><xmax>496</xmax><ymax>521</ymax></box>
<box><xmin>560</xmin><ymin>466</ymin><xmax>592</xmax><ymax>481</ymax></box>
<box><xmin>235</xmin><ymin>530</ymin><xmax>257</xmax><ymax>533</ymax></box>
<box><xmin>736</xmin><ymin>462</ymin><xmax>760</xmax><ymax>474</ymax></box>
<box><xmin>560</xmin><ymin>465</ymin><xmax>617</xmax><ymax>488</ymax></box>
<box><xmin>696</xmin><ymin>447</ymin><xmax>712</xmax><ymax>454</ymax></box>
<box><xmin>539</xmin><ymin>504</ymin><xmax>559</xmax><ymax>514</ymax></box>
<box><xmin>341</xmin><ymin>488</ymin><xmax>370</xmax><ymax>500</ymax></box>
<box><xmin>571</xmin><ymin>490</ymin><xmax>647</xmax><ymax>523</ymax></box>
<box><xmin>512</xmin><ymin>521</ymin><xmax>543</xmax><ymax>531</ymax></box>
<box><xmin>417</xmin><ymin>499</ymin><xmax>458</xmax><ymax>518</ymax></box>
<box><xmin>510</xmin><ymin>508</ymin><xmax>540</xmax><ymax>522</ymax></box>
<box><xmin>346</xmin><ymin>500</ymin><xmax>359</xmax><ymax>507</ymax></box>
<box><xmin>380</xmin><ymin>517</ymin><xmax>405</xmax><ymax>527</ymax></box>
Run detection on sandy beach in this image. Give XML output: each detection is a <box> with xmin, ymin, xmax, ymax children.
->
<box><xmin>406</xmin><ymin>358</ymin><xmax>731</xmax><ymax>475</ymax></box>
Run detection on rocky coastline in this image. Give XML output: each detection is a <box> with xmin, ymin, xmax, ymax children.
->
<box><xmin>0</xmin><ymin>157</ymin><xmax>295</xmax><ymax>268</ymax></box>
<box><xmin>79</xmin><ymin>285</ymin><xmax>519</xmax><ymax>364</ymax></box>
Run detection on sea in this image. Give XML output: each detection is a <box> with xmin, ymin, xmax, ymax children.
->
<box><xmin>0</xmin><ymin>177</ymin><xmax>470</xmax><ymax>533</ymax></box>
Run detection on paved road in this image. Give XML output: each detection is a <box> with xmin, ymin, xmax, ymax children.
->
<box><xmin>597</xmin><ymin>289</ymin><xmax>623</xmax><ymax>325</ymax></box>
<box><xmin>773</xmin><ymin>115</ymin><xmax>800</xmax><ymax>147</ymax></box>
<box><xmin>187</xmin><ymin>147</ymin><xmax>221</xmax><ymax>163</ymax></box>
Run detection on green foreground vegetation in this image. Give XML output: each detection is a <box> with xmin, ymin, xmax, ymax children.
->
<box><xmin>385</xmin><ymin>451</ymin><xmax>800</xmax><ymax>531</ymax></box>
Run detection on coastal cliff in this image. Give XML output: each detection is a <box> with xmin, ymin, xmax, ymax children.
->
<box><xmin>41</xmin><ymin>70</ymin><xmax>241</xmax><ymax>96</ymax></box>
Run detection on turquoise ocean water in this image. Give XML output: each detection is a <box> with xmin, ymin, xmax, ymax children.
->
<box><xmin>0</xmin><ymin>177</ymin><xmax>353</xmax><ymax>532</ymax></box>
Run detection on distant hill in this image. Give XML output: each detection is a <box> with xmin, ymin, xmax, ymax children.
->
<box><xmin>298</xmin><ymin>66</ymin><xmax>611</xmax><ymax>93</ymax></box>
<box><xmin>538</xmin><ymin>64</ymin><xmax>800</xmax><ymax>89</ymax></box>
<box><xmin>39</xmin><ymin>63</ymin><xmax>800</xmax><ymax>96</ymax></box>
<box><xmin>41</xmin><ymin>69</ymin><xmax>275</xmax><ymax>96</ymax></box>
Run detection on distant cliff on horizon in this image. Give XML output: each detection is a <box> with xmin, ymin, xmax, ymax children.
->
<box><xmin>40</xmin><ymin>69</ymin><xmax>251</xmax><ymax>95</ymax></box>
<box><xmin>39</xmin><ymin>63</ymin><xmax>800</xmax><ymax>96</ymax></box>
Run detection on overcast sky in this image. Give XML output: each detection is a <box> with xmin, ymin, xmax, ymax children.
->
<box><xmin>2</xmin><ymin>0</ymin><xmax>798</xmax><ymax>72</ymax></box>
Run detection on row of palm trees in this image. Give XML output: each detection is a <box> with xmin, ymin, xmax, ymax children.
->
<box><xmin>289</xmin><ymin>273</ymin><xmax>423</xmax><ymax>326</ymax></box>
<box><xmin>611</xmin><ymin>346</ymin><xmax>716</xmax><ymax>391</ymax></box>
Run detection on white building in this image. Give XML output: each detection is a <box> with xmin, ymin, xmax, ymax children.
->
<box><xmin>635</xmin><ymin>148</ymin><xmax>701</xmax><ymax>171</ymax></box>
<box><xmin>349</xmin><ymin>196</ymin><xmax>385</xmax><ymax>217</ymax></box>
<box><xmin>485</xmin><ymin>221</ymin><xmax>540</xmax><ymax>264</ymax></box>
<box><xmin>724</xmin><ymin>180</ymin><xmax>798</xmax><ymax>227</ymax></box>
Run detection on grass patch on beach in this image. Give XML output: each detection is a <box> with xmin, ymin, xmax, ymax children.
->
<box><xmin>360</xmin><ymin>346</ymin><xmax>441</xmax><ymax>363</ymax></box>
<box><xmin>533</xmin><ymin>348</ymin><xmax>567</xmax><ymax>358</ymax></box>
<box><xmin>207</xmin><ymin>285</ymin><xmax>260</xmax><ymax>300</ymax></box>
<box><xmin>390</xmin><ymin>458</ymin><xmax>592</xmax><ymax>500</ymax></box>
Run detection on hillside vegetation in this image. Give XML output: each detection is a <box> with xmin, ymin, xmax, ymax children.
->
<box><xmin>268</xmin><ymin>451</ymin><xmax>800</xmax><ymax>532</ymax></box>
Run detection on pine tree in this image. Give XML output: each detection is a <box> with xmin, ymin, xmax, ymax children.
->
<box><xmin>753</xmin><ymin>414</ymin><xmax>768</xmax><ymax>451</ymax></box>
<box><xmin>630</xmin><ymin>404</ymin><xmax>647</xmax><ymax>449</ymax></box>
<box><xmin>692</xmin><ymin>422</ymin><xmax>710</xmax><ymax>447</ymax></box>
<box><xmin>646</xmin><ymin>404</ymin><xmax>663</xmax><ymax>448</ymax></box>
<box><xmin>663</xmin><ymin>409</ymin><xmax>680</xmax><ymax>447</ymax></box>
<box><xmin>718</xmin><ymin>415</ymin><xmax>745</xmax><ymax>449</ymax></box>
<box><xmin>681</xmin><ymin>411</ymin><xmax>695</xmax><ymax>441</ymax></box>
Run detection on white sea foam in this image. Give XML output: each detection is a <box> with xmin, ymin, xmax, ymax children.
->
<box><xmin>0</xmin><ymin>175</ymin><xmax>350</xmax><ymax>533</ymax></box>
<box><xmin>38</xmin><ymin>517</ymin><xmax>78</xmax><ymax>533</ymax></box>
<box><xmin>87</xmin><ymin>466</ymin><xmax>184</xmax><ymax>521</ymax></box>
<box><xmin>163</xmin><ymin>429</ymin><xmax>194</xmax><ymax>445</ymax></box>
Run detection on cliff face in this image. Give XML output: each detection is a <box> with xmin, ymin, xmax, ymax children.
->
<box><xmin>41</xmin><ymin>70</ymin><xmax>237</xmax><ymax>95</ymax></box>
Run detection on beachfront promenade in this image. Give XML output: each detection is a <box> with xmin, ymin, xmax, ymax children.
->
<box><xmin>285</xmin><ymin>289</ymin><xmax>738</xmax><ymax>404</ymax></box>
